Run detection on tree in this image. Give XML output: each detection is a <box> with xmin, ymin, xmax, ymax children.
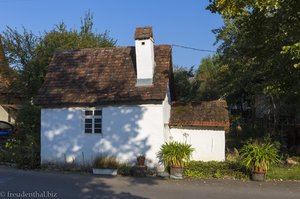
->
<box><xmin>173</xmin><ymin>66</ymin><xmax>200</xmax><ymax>102</ymax></box>
<box><xmin>195</xmin><ymin>55</ymin><xmax>222</xmax><ymax>101</ymax></box>
<box><xmin>207</xmin><ymin>0</ymin><xmax>284</xmax><ymax>18</ymax></box>
<box><xmin>208</xmin><ymin>0</ymin><xmax>300</xmax><ymax>105</ymax></box>
<box><xmin>173</xmin><ymin>56</ymin><xmax>224</xmax><ymax>102</ymax></box>
<box><xmin>207</xmin><ymin>0</ymin><xmax>300</xmax><ymax>144</ymax></box>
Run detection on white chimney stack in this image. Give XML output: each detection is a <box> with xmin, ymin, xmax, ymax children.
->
<box><xmin>134</xmin><ymin>26</ymin><xmax>155</xmax><ymax>86</ymax></box>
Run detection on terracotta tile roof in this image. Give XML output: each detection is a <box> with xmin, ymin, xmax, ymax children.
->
<box><xmin>169</xmin><ymin>100</ymin><xmax>230</xmax><ymax>129</ymax></box>
<box><xmin>135</xmin><ymin>27</ymin><xmax>153</xmax><ymax>40</ymax></box>
<box><xmin>35</xmin><ymin>45</ymin><xmax>172</xmax><ymax>107</ymax></box>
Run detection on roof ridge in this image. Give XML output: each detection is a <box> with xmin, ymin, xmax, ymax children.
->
<box><xmin>52</xmin><ymin>45</ymin><xmax>172</xmax><ymax>57</ymax></box>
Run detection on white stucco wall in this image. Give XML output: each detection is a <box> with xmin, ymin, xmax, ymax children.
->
<box><xmin>169</xmin><ymin>127</ymin><xmax>225</xmax><ymax>161</ymax></box>
<box><xmin>162</xmin><ymin>86</ymin><xmax>171</xmax><ymax>142</ymax></box>
<box><xmin>162</xmin><ymin>86</ymin><xmax>171</xmax><ymax>124</ymax></box>
<box><xmin>41</xmin><ymin>104</ymin><xmax>165</xmax><ymax>166</ymax></box>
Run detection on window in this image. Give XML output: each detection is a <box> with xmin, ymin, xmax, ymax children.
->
<box><xmin>84</xmin><ymin>109</ymin><xmax>102</xmax><ymax>134</ymax></box>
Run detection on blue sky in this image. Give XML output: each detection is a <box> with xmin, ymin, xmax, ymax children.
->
<box><xmin>0</xmin><ymin>0</ymin><xmax>223</xmax><ymax>68</ymax></box>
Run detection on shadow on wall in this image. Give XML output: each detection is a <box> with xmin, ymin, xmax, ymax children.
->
<box><xmin>42</xmin><ymin>104</ymin><xmax>152</xmax><ymax>165</ymax></box>
<box><xmin>94</xmin><ymin>106</ymin><xmax>151</xmax><ymax>162</ymax></box>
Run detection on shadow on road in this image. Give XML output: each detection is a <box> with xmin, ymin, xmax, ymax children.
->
<box><xmin>74</xmin><ymin>175</ymin><xmax>155</xmax><ymax>199</ymax></box>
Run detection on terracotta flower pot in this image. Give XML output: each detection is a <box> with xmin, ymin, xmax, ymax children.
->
<box><xmin>137</xmin><ymin>156</ymin><xmax>145</xmax><ymax>166</ymax></box>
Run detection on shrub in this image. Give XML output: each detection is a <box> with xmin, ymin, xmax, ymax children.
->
<box><xmin>92</xmin><ymin>156</ymin><xmax>119</xmax><ymax>169</ymax></box>
<box><xmin>157</xmin><ymin>141</ymin><xmax>194</xmax><ymax>167</ymax></box>
<box><xmin>0</xmin><ymin>138</ymin><xmax>18</xmax><ymax>163</ymax></box>
<box><xmin>184</xmin><ymin>161</ymin><xmax>248</xmax><ymax>179</ymax></box>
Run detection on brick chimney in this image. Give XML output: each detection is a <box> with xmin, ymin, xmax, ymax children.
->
<box><xmin>134</xmin><ymin>26</ymin><xmax>155</xmax><ymax>86</ymax></box>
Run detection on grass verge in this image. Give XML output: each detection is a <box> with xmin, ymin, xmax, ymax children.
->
<box><xmin>267</xmin><ymin>165</ymin><xmax>300</xmax><ymax>181</ymax></box>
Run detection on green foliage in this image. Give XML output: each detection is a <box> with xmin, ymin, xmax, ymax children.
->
<box><xmin>117</xmin><ymin>163</ymin><xmax>132</xmax><ymax>176</ymax></box>
<box><xmin>1</xmin><ymin>27</ymin><xmax>40</xmax><ymax>99</ymax></box>
<box><xmin>195</xmin><ymin>55</ymin><xmax>222</xmax><ymax>100</ymax></box>
<box><xmin>226</xmin><ymin>115</ymin><xmax>267</xmax><ymax>150</ymax></box>
<box><xmin>184</xmin><ymin>161</ymin><xmax>248</xmax><ymax>179</ymax></box>
<box><xmin>225</xmin><ymin>148</ymin><xmax>240</xmax><ymax>162</ymax></box>
<box><xmin>207</xmin><ymin>0</ymin><xmax>300</xmax><ymax>106</ymax></box>
<box><xmin>240</xmin><ymin>138</ymin><xmax>280</xmax><ymax>173</ymax></box>
<box><xmin>208</xmin><ymin>0</ymin><xmax>284</xmax><ymax>18</ymax></box>
<box><xmin>157</xmin><ymin>141</ymin><xmax>194</xmax><ymax>167</ymax></box>
<box><xmin>281</xmin><ymin>42</ymin><xmax>300</xmax><ymax>69</ymax></box>
<box><xmin>173</xmin><ymin>66</ymin><xmax>198</xmax><ymax>102</ymax></box>
<box><xmin>92</xmin><ymin>156</ymin><xmax>119</xmax><ymax>169</ymax></box>
<box><xmin>173</xmin><ymin>55</ymin><xmax>223</xmax><ymax>102</ymax></box>
<box><xmin>1</xmin><ymin>26</ymin><xmax>38</xmax><ymax>70</ymax></box>
<box><xmin>0</xmin><ymin>138</ymin><xmax>18</xmax><ymax>163</ymax></box>
<box><xmin>206</xmin><ymin>0</ymin><xmax>300</xmax><ymax>142</ymax></box>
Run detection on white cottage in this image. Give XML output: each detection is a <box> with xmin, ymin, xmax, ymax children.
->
<box><xmin>35</xmin><ymin>27</ymin><xmax>173</xmax><ymax>166</ymax></box>
<box><xmin>35</xmin><ymin>27</ymin><xmax>229</xmax><ymax>166</ymax></box>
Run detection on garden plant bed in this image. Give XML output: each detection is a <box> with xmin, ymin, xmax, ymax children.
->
<box><xmin>184</xmin><ymin>161</ymin><xmax>248</xmax><ymax>180</ymax></box>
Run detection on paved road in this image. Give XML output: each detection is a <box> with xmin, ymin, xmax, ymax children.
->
<box><xmin>0</xmin><ymin>166</ymin><xmax>299</xmax><ymax>199</ymax></box>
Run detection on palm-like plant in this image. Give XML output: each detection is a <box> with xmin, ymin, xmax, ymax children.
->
<box><xmin>157</xmin><ymin>141</ymin><xmax>194</xmax><ymax>168</ymax></box>
<box><xmin>240</xmin><ymin>140</ymin><xmax>280</xmax><ymax>173</ymax></box>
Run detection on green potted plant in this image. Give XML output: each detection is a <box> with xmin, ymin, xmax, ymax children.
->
<box><xmin>240</xmin><ymin>139</ymin><xmax>280</xmax><ymax>181</ymax></box>
<box><xmin>92</xmin><ymin>156</ymin><xmax>119</xmax><ymax>176</ymax></box>
<box><xmin>157</xmin><ymin>141</ymin><xmax>194</xmax><ymax>179</ymax></box>
<box><xmin>136</xmin><ymin>155</ymin><xmax>146</xmax><ymax>166</ymax></box>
